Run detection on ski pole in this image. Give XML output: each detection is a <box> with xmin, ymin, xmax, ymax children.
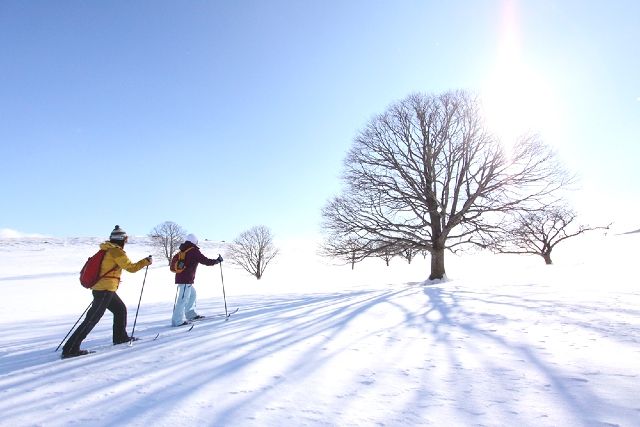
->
<box><xmin>55</xmin><ymin>301</ymin><xmax>92</xmax><ymax>352</ymax></box>
<box><xmin>129</xmin><ymin>262</ymin><xmax>149</xmax><ymax>346</ymax></box>
<box><xmin>218</xmin><ymin>255</ymin><xmax>228</xmax><ymax>318</ymax></box>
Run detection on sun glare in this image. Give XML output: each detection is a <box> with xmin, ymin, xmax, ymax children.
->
<box><xmin>482</xmin><ymin>61</ymin><xmax>557</xmax><ymax>149</ymax></box>
<box><xmin>481</xmin><ymin>0</ymin><xmax>560</xmax><ymax>152</ymax></box>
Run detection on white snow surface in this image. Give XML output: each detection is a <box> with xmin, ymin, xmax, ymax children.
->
<box><xmin>0</xmin><ymin>234</ymin><xmax>638</xmax><ymax>427</ymax></box>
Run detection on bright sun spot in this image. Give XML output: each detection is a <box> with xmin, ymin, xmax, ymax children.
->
<box><xmin>482</xmin><ymin>59</ymin><xmax>558</xmax><ymax>150</ymax></box>
<box><xmin>481</xmin><ymin>0</ymin><xmax>562</xmax><ymax>152</ymax></box>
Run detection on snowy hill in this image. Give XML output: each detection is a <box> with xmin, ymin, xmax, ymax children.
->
<box><xmin>0</xmin><ymin>234</ymin><xmax>638</xmax><ymax>426</ymax></box>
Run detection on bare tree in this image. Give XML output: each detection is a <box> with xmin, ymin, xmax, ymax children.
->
<box><xmin>399</xmin><ymin>246</ymin><xmax>415</xmax><ymax>265</ymax></box>
<box><xmin>375</xmin><ymin>244</ymin><xmax>396</xmax><ymax>267</ymax></box>
<box><xmin>322</xmin><ymin>90</ymin><xmax>570</xmax><ymax>280</ymax></box>
<box><xmin>149</xmin><ymin>221</ymin><xmax>186</xmax><ymax>264</ymax></box>
<box><xmin>491</xmin><ymin>204</ymin><xmax>610</xmax><ymax>264</ymax></box>
<box><xmin>228</xmin><ymin>226</ymin><xmax>279</xmax><ymax>280</ymax></box>
<box><xmin>319</xmin><ymin>236</ymin><xmax>361</xmax><ymax>270</ymax></box>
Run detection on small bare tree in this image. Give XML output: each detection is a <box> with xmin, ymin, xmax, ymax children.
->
<box><xmin>492</xmin><ymin>204</ymin><xmax>609</xmax><ymax>264</ymax></box>
<box><xmin>376</xmin><ymin>245</ymin><xmax>395</xmax><ymax>266</ymax></box>
<box><xmin>228</xmin><ymin>226</ymin><xmax>279</xmax><ymax>280</ymax></box>
<box><xmin>399</xmin><ymin>246</ymin><xmax>415</xmax><ymax>264</ymax></box>
<box><xmin>319</xmin><ymin>236</ymin><xmax>362</xmax><ymax>270</ymax></box>
<box><xmin>149</xmin><ymin>221</ymin><xmax>186</xmax><ymax>263</ymax></box>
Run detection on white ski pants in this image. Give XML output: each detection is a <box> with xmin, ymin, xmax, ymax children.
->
<box><xmin>172</xmin><ymin>284</ymin><xmax>199</xmax><ymax>326</ymax></box>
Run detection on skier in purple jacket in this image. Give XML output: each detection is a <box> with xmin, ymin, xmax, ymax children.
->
<box><xmin>172</xmin><ymin>233</ymin><xmax>223</xmax><ymax>326</ymax></box>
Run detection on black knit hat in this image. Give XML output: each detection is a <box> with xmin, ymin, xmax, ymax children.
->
<box><xmin>109</xmin><ymin>225</ymin><xmax>128</xmax><ymax>241</ymax></box>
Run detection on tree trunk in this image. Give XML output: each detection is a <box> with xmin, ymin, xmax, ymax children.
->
<box><xmin>543</xmin><ymin>253</ymin><xmax>553</xmax><ymax>265</ymax></box>
<box><xmin>429</xmin><ymin>247</ymin><xmax>446</xmax><ymax>280</ymax></box>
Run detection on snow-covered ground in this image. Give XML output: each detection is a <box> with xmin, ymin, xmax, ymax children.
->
<box><xmin>0</xmin><ymin>233</ymin><xmax>638</xmax><ymax>427</ymax></box>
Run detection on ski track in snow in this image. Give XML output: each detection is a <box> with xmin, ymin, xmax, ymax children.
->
<box><xmin>0</xmin><ymin>235</ymin><xmax>639</xmax><ymax>426</ymax></box>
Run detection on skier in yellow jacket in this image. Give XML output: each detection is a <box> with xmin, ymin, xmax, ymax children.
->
<box><xmin>62</xmin><ymin>225</ymin><xmax>152</xmax><ymax>359</ymax></box>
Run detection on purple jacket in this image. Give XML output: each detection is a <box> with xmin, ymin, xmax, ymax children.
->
<box><xmin>174</xmin><ymin>241</ymin><xmax>218</xmax><ymax>284</ymax></box>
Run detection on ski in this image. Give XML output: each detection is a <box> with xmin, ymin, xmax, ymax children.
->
<box><xmin>225</xmin><ymin>307</ymin><xmax>239</xmax><ymax>319</ymax></box>
<box><xmin>64</xmin><ymin>309</ymin><xmax>239</xmax><ymax>357</ymax></box>
<box><xmin>190</xmin><ymin>307</ymin><xmax>239</xmax><ymax>323</ymax></box>
<box><xmin>152</xmin><ymin>323</ymin><xmax>194</xmax><ymax>340</ymax></box>
<box><xmin>60</xmin><ymin>350</ymin><xmax>96</xmax><ymax>360</ymax></box>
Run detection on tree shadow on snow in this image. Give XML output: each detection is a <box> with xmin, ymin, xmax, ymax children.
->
<box><xmin>0</xmin><ymin>283</ymin><xmax>637</xmax><ymax>426</ymax></box>
<box><xmin>408</xmin><ymin>285</ymin><xmax>637</xmax><ymax>426</ymax></box>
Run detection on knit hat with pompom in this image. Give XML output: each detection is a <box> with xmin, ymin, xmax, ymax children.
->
<box><xmin>109</xmin><ymin>225</ymin><xmax>128</xmax><ymax>241</ymax></box>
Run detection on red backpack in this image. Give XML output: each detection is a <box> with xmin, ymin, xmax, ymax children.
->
<box><xmin>79</xmin><ymin>250</ymin><xmax>117</xmax><ymax>288</ymax></box>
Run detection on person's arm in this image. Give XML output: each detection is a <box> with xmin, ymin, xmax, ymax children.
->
<box><xmin>111</xmin><ymin>248</ymin><xmax>152</xmax><ymax>272</ymax></box>
<box><xmin>196</xmin><ymin>249</ymin><xmax>220</xmax><ymax>266</ymax></box>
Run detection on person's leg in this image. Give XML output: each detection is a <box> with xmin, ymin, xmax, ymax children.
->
<box><xmin>185</xmin><ymin>285</ymin><xmax>199</xmax><ymax>320</ymax></box>
<box><xmin>62</xmin><ymin>291</ymin><xmax>113</xmax><ymax>354</ymax></box>
<box><xmin>108</xmin><ymin>293</ymin><xmax>130</xmax><ymax>344</ymax></box>
<box><xmin>172</xmin><ymin>285</ymin><xmax>188</xmax><ymax>326</ymax></box>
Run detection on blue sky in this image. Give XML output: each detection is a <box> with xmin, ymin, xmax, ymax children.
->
<box><xmin>1</xmin><ymin>1</ymin><xmax>638</xmax><ymax>240</ymax></box>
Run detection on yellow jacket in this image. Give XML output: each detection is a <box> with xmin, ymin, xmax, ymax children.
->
<box><xmin>92</xmin><ymin>242</ymin><xmax>151</xmax><ymax>291</ymax></box>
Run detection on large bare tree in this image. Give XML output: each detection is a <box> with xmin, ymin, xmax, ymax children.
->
<box><xmin>228</xmin><ymin>226</ymin><xmax>279</xmax><ymax>280</ymax></box>
<box><xmin>149</xmin><ymin>221</ymin><xmax>186</xmax><ymax>264</ymax></box>
<box><xmin>322</xmin><ymin>90</ymin><xmax>569</xmax><ymax>280</ymax></box>
<box><xmin>491</xmin><ymin>204</ymin><xmax>610</xmax><ymax>264</ymax></box>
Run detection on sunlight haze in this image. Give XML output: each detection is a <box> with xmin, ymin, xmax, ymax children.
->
<box><xmin>1</xmin><ymin>0</ymin><xmax>638</xmax><ymax>239</ymax></box>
